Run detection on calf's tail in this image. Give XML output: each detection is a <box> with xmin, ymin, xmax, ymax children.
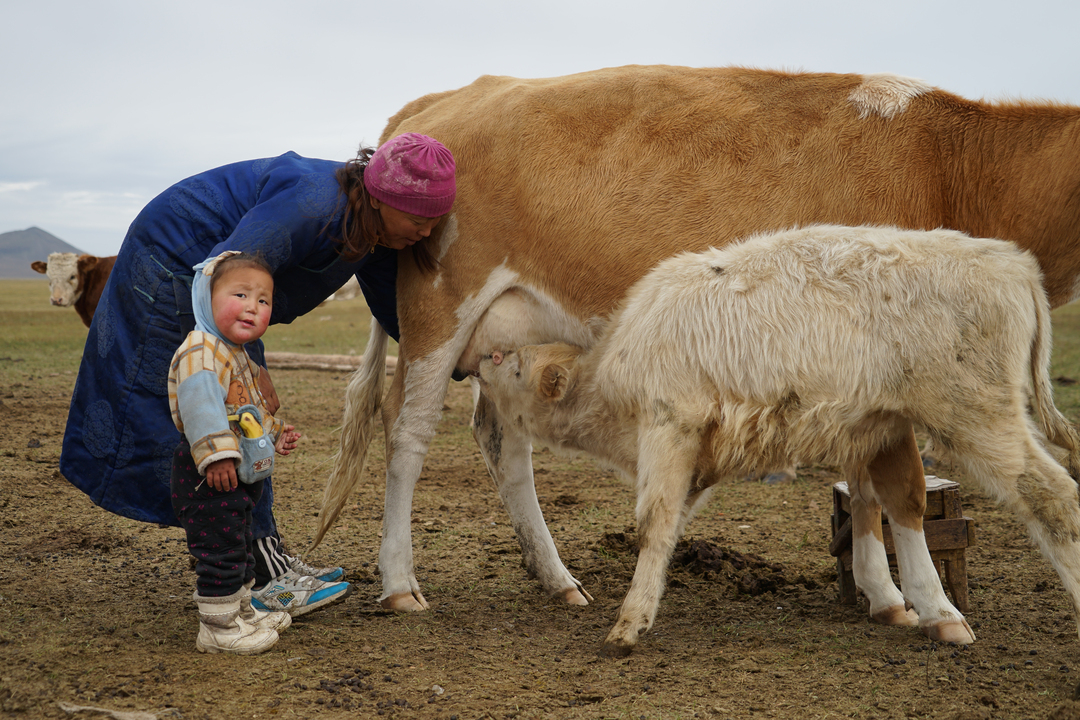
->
<box><xmin>1028</xmin><ymin>280</ymin><xmax>1080</xmax><ymax>479</ymax></box>
<box><xmin>310</xmin><ymin>317</ymin><xmax>389</xmax><ymax>550</ymax></box>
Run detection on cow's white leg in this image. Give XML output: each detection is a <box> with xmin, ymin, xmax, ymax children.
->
<box><xmin>865</xmin><ymin>426</ymin><xmax>973</xmax><ymax>643</ymax></box>
<box><xmin>377</xmin><ymin>358</ymin><xmax>454</xmax><ymax>611</ymax></box>
<box><xmin>471</xmin><ymin>388</ymin><xmax>592</xmax><ymax>604</ymax></box>
<box><xmin>846</xmin><ymin>474</ymin><xmax>918</xmax><ymax>627</ymax></box>
<box><xmin>602</xmin><ymin>420</ymin><xmax>699</xmax><ymax>657</ymax></box>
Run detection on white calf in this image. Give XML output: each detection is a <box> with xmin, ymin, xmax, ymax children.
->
<box><xmin>477</xmin><ymin>225</ymin><xmax>1080</xmax><ymax>657</ymax></box>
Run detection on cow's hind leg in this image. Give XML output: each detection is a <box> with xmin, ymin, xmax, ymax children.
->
<box><xmin>601</xmin><ymin>420</ymin><xmax>700</xmax><ymax>658</ymax></box>
<box><xmin>471</xmin><ymin>386</ymin><xmax>592</xmax><ymax>605</ymax></box>
<box><xmin>955</xmin><ymin>425</ymin><xmax>1080</xmax><ymax>636</ymax></box>
<box><xmin>860</xmin><ymin>424</ymin><xmax>973</xmax><ymax>643</ymax></box>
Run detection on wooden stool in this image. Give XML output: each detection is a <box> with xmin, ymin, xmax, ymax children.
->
<box><xmin>829</xmin><ymin>475</ymin><xmax>976</xmax><ymax>612</ymax></box>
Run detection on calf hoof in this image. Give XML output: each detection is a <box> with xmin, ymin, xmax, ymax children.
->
<box><xmin>871</xmin><ymin>604</ymin><xmax>919</xmax><ymax>627</ymax></box>
<box><xmin>380</xmin><ymin>591</ymin><xmax>429</xmax><ymax>612</ymax></box>
<box><xmin>922</xmin><ymin>618</ymin><xmax>976</xmax><ymax>645</ymax></box>
<box><xmin>555</xmin><ymin>585</ymin><xmax>594</xmax><ymax>606</ymax></box>
<box><xmin>599</xmin><ymin>638</ymin><xmax>635</xmax><ymax>658</ymax></box>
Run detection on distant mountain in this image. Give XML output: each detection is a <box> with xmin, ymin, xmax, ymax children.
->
<box><xmin>0</xmin><ymin>227</ymin><xmax>87</xmax><ymax>278</ymax></box>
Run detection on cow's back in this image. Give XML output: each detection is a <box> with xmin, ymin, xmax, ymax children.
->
<box><xmin>383</xmin><ymin>66</ymin><xmax>962</xmax><ymax>332</ymax></box>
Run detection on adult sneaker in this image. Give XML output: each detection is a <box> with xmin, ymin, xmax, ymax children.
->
<box><xmin>286</xmin><ymin>554</ymin><xmax>344</xmax><ymax>583</ymax></box>
<box><xmin>251</xmin><ymin>570</ymin><xmax>352</xmax><ymax>617</ymax></box>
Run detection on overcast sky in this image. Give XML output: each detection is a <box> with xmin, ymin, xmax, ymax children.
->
<box><xmin>3</xmin><ymin>0</ymin><xmax>1079</xmax><ymax>257</ymax></box>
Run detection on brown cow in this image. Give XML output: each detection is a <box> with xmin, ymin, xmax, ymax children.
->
<box><xmin>31</xmin><ymin>252</ymin><xmax>117</xmax><ymax>328</ymax></box>
<box><xmin>319</xmin><ymin>66</ymin><xmax>1080</xmax><ymax>647</ymax></box>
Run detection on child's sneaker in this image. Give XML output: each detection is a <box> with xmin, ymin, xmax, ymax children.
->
<box><xmin>251</xmin><ymin>570</ymin><xmax>351</xmax><ymax>617</ymax></box>
<box><xmin>240</xmin><ymin>581</ymin><xmax>292</xmax><ymax>633</ymax></box>
<box><xmin>195</xmin><ymin>589</ymin><xmax>278</xmax><ymax>655</ymax></box>
<box><xmin>286</xmin><ymin>553</ymin><xmax>344</xmax><ymax>583</ymax></box>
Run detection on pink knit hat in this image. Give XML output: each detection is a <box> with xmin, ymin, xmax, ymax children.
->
<box><xmin>364</xmin><ymin>133</ymin><xmax>456</xmax><ymax>217</ymax></box>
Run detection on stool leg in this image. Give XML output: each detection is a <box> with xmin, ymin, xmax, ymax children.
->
<box><xmin>943</xmin><ymin>554</ymin><xmax>970</xmax><ymax>614</ymax></box>
<box><xmin>837</xmin><ymin>555</ymin><xmax>857</xmax><ymax>605</ymax></box>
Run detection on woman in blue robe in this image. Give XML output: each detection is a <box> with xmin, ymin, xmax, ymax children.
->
<box><xmin>61</xmin><ymin>134</ymin><xmax>456</xmax><ymax>615</ymax></box>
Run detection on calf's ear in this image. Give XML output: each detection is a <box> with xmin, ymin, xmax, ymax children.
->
<box><xmin>31</xmin><ymin>261</ymin><xmax>47</xmax><ymax>274</ymax></box>
<box><xmin>538</xmin><ymin>362</ymin><xmax>575</xmax><ymax>402</ymax></box>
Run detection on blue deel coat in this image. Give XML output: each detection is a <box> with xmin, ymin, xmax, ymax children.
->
<box><xmin>61</xmin><ymin>152</ymin><xmax>400</xmax><ymax>535</ymax></box>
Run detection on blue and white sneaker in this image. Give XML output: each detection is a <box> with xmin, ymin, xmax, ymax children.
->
<box><xmin>251</xmin><ymin>570</ymin><xmax>351</xmax><ymax>617</ymax></box>
<box><xmin>286</xmin><ymin>554</ymin><xmax>344</xmax><ymax>583</ymax></box>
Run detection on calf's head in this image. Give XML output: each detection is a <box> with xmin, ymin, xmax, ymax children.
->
<box><xmin>477</xmin><ymin>343</ymin><xmax>585</xmax><ymax>425</ymax></box>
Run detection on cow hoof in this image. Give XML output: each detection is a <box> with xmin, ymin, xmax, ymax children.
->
<box><xmin>871</xmin><ymin>603</ymin><xmax>919</xmax><ymax>627</ymax></box>
<box><xmin>922</xmin><ymin>618</ymin><xmax>976</xmax><ymax>645</ymax></box>
<box><xmin>599</xmin><ymin>639</ymin><xmax>635</xmax><ymax>658</ymax></box>
<box><xmin>380</xmin><ymin>591</ymin><xmax>429</xmax><ymax>612</ymax></box>
<box><xmin>555</xmin><ymin>585</ymin><xmax>593</xmax><ymax>606</ymax></box>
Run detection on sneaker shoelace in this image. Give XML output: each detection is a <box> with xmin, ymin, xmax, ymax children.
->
<box><xmin>287</xmin><ymin>555</ymin><xmax>332</xmax><ymax>577</ymax></box>
<box><xmin>284</xmin><ymin>570</ymin><xmax>321</xmax><ymax>588</ymax></box>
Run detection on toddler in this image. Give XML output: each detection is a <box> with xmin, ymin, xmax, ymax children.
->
<box><xmin>168</xmin><ymin>251</ymin><xmax>303</xmax><ymax>654</ymax></box>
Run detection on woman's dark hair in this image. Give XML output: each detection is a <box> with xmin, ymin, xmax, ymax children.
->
<box><xmin>334</xmin><ymin>146</ymin><xmax>440</xmax><ymax>273</ymax></box>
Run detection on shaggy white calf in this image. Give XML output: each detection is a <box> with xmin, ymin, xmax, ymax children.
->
<box><xmin>476</xmin><ymin>225</ymin><xmax>1080</xmax><ymax>657</ymax></box>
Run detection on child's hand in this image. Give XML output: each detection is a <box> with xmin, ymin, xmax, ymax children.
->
<box><xmin>275</xmin><ymin>425</ymin><xmax>302</xmax><ymax>455</ymax></box>
<box><xmin>205</xmin><ymin>459</ymin><xmax>238</xmax><ymax>492</ymax></box>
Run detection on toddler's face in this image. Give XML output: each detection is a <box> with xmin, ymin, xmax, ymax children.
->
<box><xmin>211</xmin><ymin>266</ymin><xmax>273</xmax><ymax>346</ymax></box>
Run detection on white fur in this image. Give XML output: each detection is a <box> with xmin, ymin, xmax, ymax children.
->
<box><xmin>848</xmin><ymin>73</ymin><xmax>933</xmax><ymax>120</ymax></box>
<box><xmin>477</xmin><ymin>225</ymin><xmax>1080</xmax><ymax>655</ymax></box>
<box><xmin>35</xmin><ymin>252</ymin><xmax>81</xmax><ymax>306</ymax></box>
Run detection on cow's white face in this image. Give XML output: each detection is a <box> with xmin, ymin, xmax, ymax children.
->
<box><xmin>38</xmin><ymin>253</ymin><xmax>81</xmax><ymax>307</ymax></box>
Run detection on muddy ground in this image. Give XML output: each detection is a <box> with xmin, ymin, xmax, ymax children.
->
<box><xmin>5</xmin><ymin>356</ymin><xmax>1080</xmax><ymax>719</ymax></box>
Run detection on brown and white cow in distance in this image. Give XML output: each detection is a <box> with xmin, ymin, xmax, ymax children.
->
<box><xmin>475</xmin><ymin>225</ymin><xmax>1080</xmax><ymax>656</ymax></box>
<box><xmin>31</xmin><ymin>252</ymin><xmax>117</xmax><ymax>328</ymax></box>
<box><xmin>318</xmin><ymin>66</ymin><xmax>1080</xmax><ymax>642</ymax></box>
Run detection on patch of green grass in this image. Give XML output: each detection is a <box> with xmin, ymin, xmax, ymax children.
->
<box><xmin>261</xmin><ymin>295</ymin><xmax>397</xmax><ymax>357</ymax></box>
<box><xmin>0</xmin><ymin>281</ymin><xmax>396</xmax><ymax>386</ymax></box>
<box><xmin>0</xmin><ymin>280</ymin><xmax>87</xmax><ymax>382</ymax></box>
<box><xmin>1050</xmin><ymin>303</ymin><xmax>1080</xmax><ymax>423</ymax></box>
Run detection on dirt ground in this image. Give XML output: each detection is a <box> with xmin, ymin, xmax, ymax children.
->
<box><xmin>5</xmin><ymin>364</ymin><xmax>1080</xmax><ymax>720</ymax></box>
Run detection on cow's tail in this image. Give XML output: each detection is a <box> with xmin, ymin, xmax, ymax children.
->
<box><xmin>1028</xmin><ymin>278</ymin><xmax>1080</xmax><ymax>479</ymax></box>
<box><xmin>310</xmin><ymin>317</ymin><xmax>389</xmax><ymax>550</ymax></box>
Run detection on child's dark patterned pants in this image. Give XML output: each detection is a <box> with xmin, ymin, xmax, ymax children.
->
<box><xmin>171</xmin><ymin>438</ymin><xmax>264</xmax><ymax>597</ymax></box>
